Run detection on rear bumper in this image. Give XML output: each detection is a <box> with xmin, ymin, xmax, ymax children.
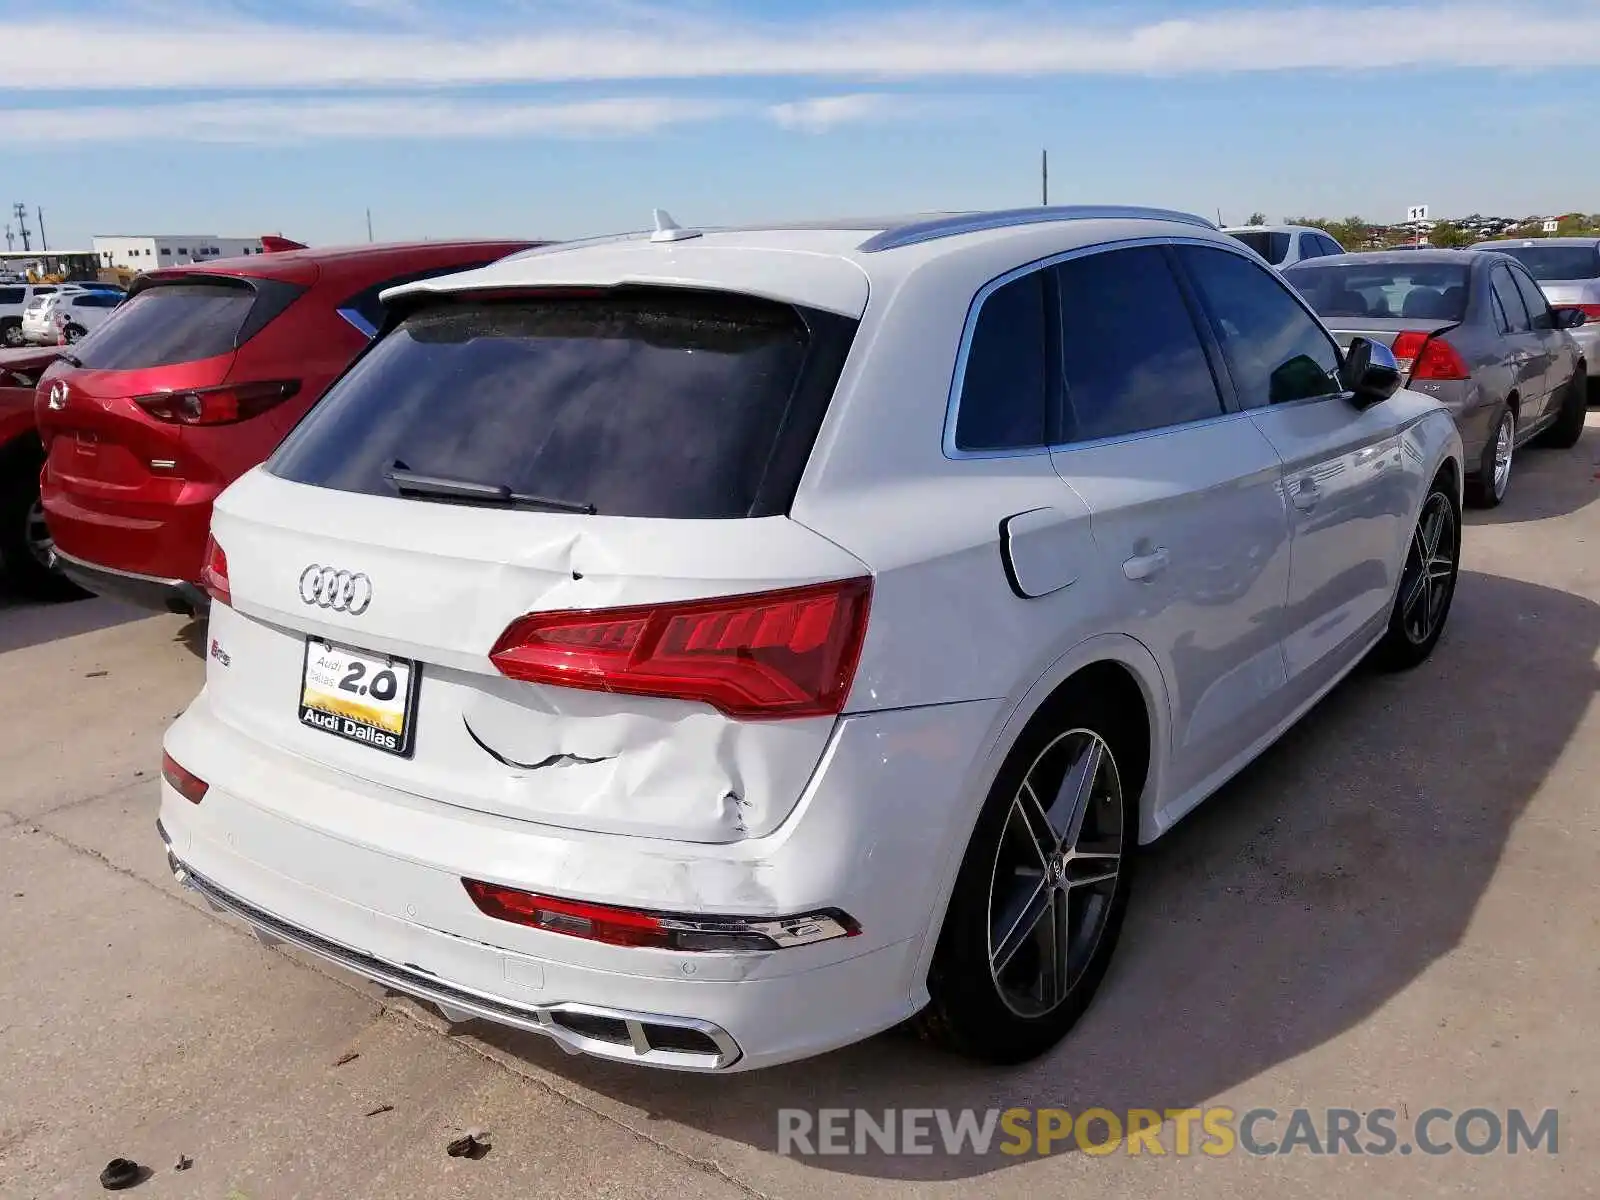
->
<box><xmin>53</xmin><ymin>548</ymin><xmax>207</xmax><ymax>615</ymax></box>
<box><xmin>159</xmin><ymin>689</ymin><xmax>1008</xmax><ymax>1070</ymax></box>
<box><xmin>41</xmin><ymin>471</ymin><xmax>216</xmax><ymax>592</ymax></box>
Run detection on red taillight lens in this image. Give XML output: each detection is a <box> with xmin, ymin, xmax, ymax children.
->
<box><xmin>489</xmin><ymin>578</ymin><xmax>872</xmax><ymax>719</ymax></box>
<box><xmin>1572</xmin><ymin>303</ymin><xmax>1600</xmax><ymax>320</ymax></box>
<box><xmin>161</xmin><ymin>752</ymin><xmax>208</xmax><ymax>804</ymax></box>
<box><xmin>201</xmin><ymin>535</ymin><xmax>230</xmax><ymax>606</ymax></box>
<box><xmin>462</xmin><ymin>879</ymin><xmax>859</xmax><ymax>951</ymax></box>
<box><xmin>134</xmin><ymin>379</ymin><xmax>300</xmax><ymax>426</ymax></box>
<box><xmin>1391</xmin><ymin>331</ymin><xmax>1469</xmax><ymax>381</ymax></box>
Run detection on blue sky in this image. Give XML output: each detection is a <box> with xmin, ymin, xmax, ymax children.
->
<box><xmin>3</xmin><ymin>1</ymin><xmax>1599</xmax><ymax>249</ymax></box>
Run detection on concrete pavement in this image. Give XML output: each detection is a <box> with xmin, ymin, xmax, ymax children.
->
<box><xmin>2</xmin><ymin>418</ymin><xmax>1597</xmax><ymax>1199</ymax></box>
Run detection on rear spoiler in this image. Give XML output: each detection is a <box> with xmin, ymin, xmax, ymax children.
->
<box><xmin>260</xmin><ymin>235</ymin><xmax>309</xmax><ymax>253</ymax></box>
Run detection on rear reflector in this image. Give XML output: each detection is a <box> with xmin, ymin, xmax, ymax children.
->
<box><xmin>1391</xmin><ymin>330</ymin><xmax>1470</xmax><ymax>381</ymax></box>
<box><xmin>462</xmin><ymin>879</ymin><xmax>859</xmax><ymax>951</ymax></box>
<box><xmin>135</xmin><ymin>379</ymin><xmax>301</xmax><ymax>426</ymax></box>
<box><xmin>489</xmin><ymin>578</ymin><xmax>872</xmax><ymax>719</ymax></box>
<box><xmin>201</xmin><ymin>535</ymin><xmax>230</xmax><ymax>607</ymax></box>
<box><xmin>161</xmin><ymin>752</ymin><xmax>208</xmax><ymax>804</ymax></box>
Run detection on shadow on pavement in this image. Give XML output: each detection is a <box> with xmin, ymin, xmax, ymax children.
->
<box><xmin>0</xmin><ymin>594</ymin><xmax>148</xmax><ymax>656</ymax></box>
<box><xmin>471</xmin><ymin>569</ymin><xmax>1598</xmax><ymax>1182</ymax></box>
<box><xmin>174</xmin><ymin>617</ymin><xmax>208</xmax><ymax>660</ymax></box>
<box><xmin>1463</xmin><ymin>419</ymin><xmax>1599</xmax><ymax>526</ymax></box>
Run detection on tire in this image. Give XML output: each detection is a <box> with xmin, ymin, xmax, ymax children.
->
<box><xmin>1371</xmin><ymin>476</ymin><xmax>1461</xmax><ymax>672</ymax></box>
<box><xmin>1536</xmin><ymin>369</ymin><xmax>1588</xmax><ymax>450</ymax></box>
<box><xmin>914</xmin><ymin>683</ymin><xmax>1141</xmax><ymax>1064</ymax></box>
<box><xmin>0</xmin><ymin>320</ymin><xmax>23</xmax><ymax>348</ymax></box>
<box><xmin>1466</xmin><ymin>405</ymin><xmax>1514</xmax><ymax>508</ymax></box>
<box><xmin>0</xmin><ymin>441</ymin><xmax>89</xmax><ymax>602</ymax></box>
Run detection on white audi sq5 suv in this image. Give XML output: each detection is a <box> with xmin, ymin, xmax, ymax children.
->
<box><xmin>160</xmin><ymin>207</ymin><xmax>1464</xmax><ymax>1072</ymax></box>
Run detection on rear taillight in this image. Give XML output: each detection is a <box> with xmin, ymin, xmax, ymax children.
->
<box><xmin>462</xmin><ymin>879</ymin><xmax>859</xmax><ymax>951</ymax></box>
<box><xmin>201</xmin><ymin>535</ymin><xmax>230</xmax><ymax>606</ymax></box>
<box><xmin>1391</xmin><ymin>331</ymin><xmax>1470</xmax><ymax>381</ymax></box>
<box><xmin>489</xmin><ymin>578</ymin><xmax>872</xmax><ymax>720</ymax></box>
<box><xmin>134</xmin><ymin>379</ymin><xmax>300</xmax><ymax>426</ymax></box>
<box><xmin>161</xmin><ymin>752</ymin><xmax>208</xmax><ymax>804</ymax></box>
<box><xmin>1572</xmin><ymin>303</ymin><xmax>1600</xmax><ymax>320</ymax></box>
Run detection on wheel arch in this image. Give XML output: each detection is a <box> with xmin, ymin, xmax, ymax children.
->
<box><xmin>906</xmin><ymin>634</ymin><xmax>1171</xmax><ymax>995</ymax></box>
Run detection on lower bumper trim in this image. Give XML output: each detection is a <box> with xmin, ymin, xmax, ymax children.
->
<box><xmin>161</xmin><ymin>836</ymin><xmax>743</xmax><ymax>1071</ymax></box>
<box><xmin>53</xmin><ymin>549</ymin><xmax>208</xmax><ymax>616</ymax></box>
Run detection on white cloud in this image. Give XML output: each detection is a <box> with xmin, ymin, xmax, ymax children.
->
<box><xmin>3</xmin><ymin>5</ymin><xmax>1600</xmax><ymax>90</ymax></box>
<box><xmin>0</xmin><ymin>96</ymin><xmax>741</xmax><ymax>144</ymax></box>
<box><xmin>767</xmin><ymin>94</ymin><xmax>907</xmax><ymax>133</ymax></box>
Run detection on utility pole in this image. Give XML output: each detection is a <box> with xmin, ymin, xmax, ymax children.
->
<box><xmin>366</xmin><ymin>208</ymin><xmax>373</xmax><ymax>243</ymax></box>
<box><xmin>12</xmin><ymin>203</ymin><xmax>31</xmax><ymax>252</ymax></box>
<box><xmin>1041</xmin><ymin>149</ymin><xmax>1048</xmax><ymax>207</ymax></box>
<box><xmin>36</xmin><ymin>207</ymin><xmax>47</xmax><ymax>252</ymax></box>
<box><xmin>3</xmin><ymin>224</ymin><xmax>12</xmax><ymax>251</ymax></box>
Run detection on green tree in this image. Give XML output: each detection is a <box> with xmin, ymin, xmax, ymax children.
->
<box><xmin>1429</xmin><ymin>221</ymin><xmax>1470</xmax><ymax>248</ymax></box>
<box><xmin>1246</xmin><ymin>212</ymin><xmax>1267</xmax><ymax>226</ymax></box>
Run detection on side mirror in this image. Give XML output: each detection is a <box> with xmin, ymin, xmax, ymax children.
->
<box><xmin>1340</xmin><ymin>337</ymin><xmax>1403</xmax><ymax>409</ymax></box>
<box><xmin>1552</xmin><ymin>306</ymin><xmax>1588</xmax><ymax>330</ymax></box>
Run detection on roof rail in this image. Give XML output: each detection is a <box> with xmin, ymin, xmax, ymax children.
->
<box><xmin>857</xmin><ymin>206</ymin><xmax>1216</xmax><ymax>253</ymax></box>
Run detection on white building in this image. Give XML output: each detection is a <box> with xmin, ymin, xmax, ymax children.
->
<box><xmin>91</xmin><ymin>235</ymin><xmax>267</xmax><ymax>273</ymax></box>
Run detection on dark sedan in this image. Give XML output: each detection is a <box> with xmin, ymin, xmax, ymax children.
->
<box><xmin>1285</xmin><ymin>249</ymin><xmax>1589</xmax><ymax>506</ymax></box>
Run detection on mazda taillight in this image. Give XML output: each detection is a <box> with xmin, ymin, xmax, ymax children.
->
<box><xmin>201</xmin><ymin>535</ymin><xmax>230</xmax><ymax>607</ymax></box>
<box><xmin>462</xmin><ymin>879</ymin><xmax>859</xmax><ymax>951</ymax></box>
<box><xmin>134</xmin><ymin>379</ymin><xmax>301</xmax><ymax>426</ymax></box>
<box><xmin>161</xmin><ymin>752</ymin><xmax>208</xmax><ymax>804</ymax></box>
<box><xmin>1391</xmin><ymin>331</ymin><xmax>1470</xmax><ymax>381</ymax></box>
<box><xmin>489</xmin><ymin>578</ymin><xmax>872</xmax><ymax>719</ymax></box>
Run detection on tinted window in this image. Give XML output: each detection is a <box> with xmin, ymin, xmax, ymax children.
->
<box><xmin>1491</xmin><ymin>267</ymin><xmax>1530</xmax><ymax>333</ymax></box>
<box><xmin>271</xmin><ymin>290</ymin><xmax>851</xmax><ymax>520</ymax></box>
<box><xmin>1297</xmin><ymin>235</ymin><xmax>1323</xmax><ymax>261</ymax></box>
<box><xmin>77</xmin><ymin>293</ymin><xmax>120</xmax><ymax>309</ymax></box>
<box><xmin>71</xmin><ymin>281</ymin><xmax>258</xmax><ymax>369</ymax></box>
<box><xmin>955</xmin><ymin>271</ymin><xmax>1048</xmax><ymax>451</ymax></box>
<box><xmin>1510</xmin><ymin>267</ymin><xmax>1553</xmax><ymax>330</ymax></box>
<box><xmin>1318</xmin><ymin>236</ymin><xmax>1344</xmax><ymax>257</ymax></box>
<box><xmin>1228</xmin><ymin>231</ymin><xmax>1292</xmax><ymax>265</ymax></box>
<box><xmin>1285</xmin><ymin>261</ymin><xmax>1470</xmax><ymax>322</ymax></box>
<box><xmin>0</xmin><ymin>286</ymin><xmax>22</xmax><ymax>305</ymax></box>
<box><xmin>33</xmin><ymin>286</ymin><xmax>56</xmax><ymax>296</ymax></box>
<box><xmin>1487</xmin><ymin>245</ymin><xmax>1600</xmax><ymax>281</ymax></box>
<box><xmin>1181</xmin><ymin>246</ymin><xmax>1341</xmax><ymax>407</ymax></box>
<box><xmin>1055</xmin><ymin>246</ymin><xmax>1221</xmax><ymax>441</ymax></box>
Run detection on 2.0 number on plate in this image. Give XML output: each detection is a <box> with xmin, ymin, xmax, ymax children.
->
<box><xmin>299</xmin><ymin>640</ymin><xmax>418</xmax><ymax>757</ymax></box>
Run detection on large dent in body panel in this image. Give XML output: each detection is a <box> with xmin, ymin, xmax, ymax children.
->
<box><xmin>458</xmin><ymin>680</ymin><xmax>836</xmax><ymax>844</ymax></box>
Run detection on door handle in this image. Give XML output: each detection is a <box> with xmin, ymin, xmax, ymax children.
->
<box><xmin>1291</xmin><ymin>478</ymin><xmax>1322</xmax><ymax>511</ymax></box>
<box><xmin>1122</xmin><ymin>547</ymin><xmax>1170</xmax><ymax>582</ymax></box>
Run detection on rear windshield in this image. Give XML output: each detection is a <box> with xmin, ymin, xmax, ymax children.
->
<box><xmin>1286</xmin><ymin>262</ymin><xmax>1471</xmax><ymax>321</ymax></box>
<box><xmin>1484</xmin><ymin>245</ymin><xmax>1600</xmax><ymax>282</ymax></box>
<box><xmin>1228</xmin><ymin>231</ymin><xmax>1292</xmax><ymax>265</ymax></box>
<box><xmin>70</xmin><ymin>279</ymin><xmax>294</xmax><ymax>370</ymax></box>
<box><xmin>269</xmin><ymin>290</ymin><xmax>853</xmax><ymax>520</ymax></box>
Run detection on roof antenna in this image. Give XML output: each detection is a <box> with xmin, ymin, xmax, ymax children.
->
<box><xmin>650</xmin><ymin>208</ymin><xmax>702</xmax><ymax>243</ymax></box>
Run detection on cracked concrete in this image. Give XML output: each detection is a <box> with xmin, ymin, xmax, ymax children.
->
<box><xmin>3</xmin><ymin>415</ymin><xmax>1600</xmax><ymax>1198</ymax></box>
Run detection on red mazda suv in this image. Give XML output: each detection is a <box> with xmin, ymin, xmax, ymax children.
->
<box><xmin>36</xmin><ymin>239</ymin><xmax>537</xmax><ymax>613</ymax></box>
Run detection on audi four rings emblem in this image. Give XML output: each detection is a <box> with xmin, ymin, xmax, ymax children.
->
<box><xmin>47</xmin><ymin>381</ymin><xmax>69</xmax><ymax>410</ymax></box>
<box><xmin>299</xmin><ymin>566</ymin><xmax>373</xmax><ymax>615</ymax></box>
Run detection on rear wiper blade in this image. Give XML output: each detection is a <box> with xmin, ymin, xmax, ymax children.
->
<box><xmin>384</xmin><ymin>466</ymin><xmax>597</xmax><ymax>515</ymax></box>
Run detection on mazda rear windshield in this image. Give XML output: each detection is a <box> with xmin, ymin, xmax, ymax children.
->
<box><xmin>1286</xmin><ymin>262</ymin><xmax>1471</xmax><ymax>322</ymax></box>
<box><xmin>69</xmin><ymin>277</ymin><xmax>303</xmax><ymax>370</ymax></box>
<box><xmin>1228</xmin><ymin>231</ymin><xmax>1292</xmax><ymax>265</ymax></box>
<box><xmin>1486</xmin><ymin>245</ymin><xmax>1600</xmax><ymax>281</ymax></box>
<box><xmin>268</xmin><ymin>289</ymin><xmax>856</xmax><ymax>520</ymax></box>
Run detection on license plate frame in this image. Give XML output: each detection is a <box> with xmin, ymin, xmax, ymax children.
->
<box><xmin>298</xmin><ymin>638</ymin><xmax>421</xmax><ymax>758</ymax></box>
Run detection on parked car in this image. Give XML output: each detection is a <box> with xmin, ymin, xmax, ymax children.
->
<box><xmin>35</xmin><ymin>239</ymin><xmax>539</xmax><ymax>613</ymax></box>
<box><xmin>1284</xmin><ymin>249</ymin><xmax>1588</xmax><ymax>507</ymax></box>
<box><xmin>159</xmin><ymin>207</ymin><xmax>1463</xmax><ymax>1073</ymax></box>
<box><xmin>1472</xmin><ymin>238</ymin><xmax>1600</xmax><ymax>402</ymax></box>
<box><xmin>0</xmin><ymin>283</ymin><xmax>90</xmax><ymax>347</ymax></box>
<box><xmin>50</xmin><ymin>290</ymin><xmax>124</xmax><ymax>344</ymax></box>
<box><xmin>1224</xmin><ymin>224</ymin><xmax>1345</xmax><ymax>269</ymax></box>
<box><xmin>0</xmin><ymin>344</ymin><xmax>84</xmax><ymax>598</ymax></box>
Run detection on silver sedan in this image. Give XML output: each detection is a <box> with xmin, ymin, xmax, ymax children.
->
<box><xmin>1284</xmin><ymin>249</ymin><xmax>1589</xmax><ymax>507</ymax></box>
<box><xmin>1472</xmin><ymin>237</ymin><xmax>1600</xmax><ymax>400</ymax></box>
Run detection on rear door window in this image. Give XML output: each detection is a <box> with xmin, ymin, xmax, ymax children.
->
<box><xmin>1491</xmin><ymin>266</ymin><xmax>1531</xmax><ymax>333</ymax></box>
<box><xmin>1509</xmin><ymin>267</ymin><xmax>1553</xmax><ymax>330</ymax></box>
<box><xmin>1179</xmin><ymin>245</ymin><xmax>1342</xmax><ymax>407</ymax></box>
<box><xmin>70</xmin><ymin>279</ymin><xmax>298</xmax><ymax>369</ymax></box>
<box><xmin>270</xmin><ymin>289</ymin><xmax>855</xmax><ymax>520</ymax></box>
<box><xmin>1054</xmin><ymin>245</ymin><xmax>1223</xmax><ymax>441</ymax></box>
<box><xmin>954</xmin><ymin>271</ymin><xmax>1048</xmax><ymax>452</ymax></box>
